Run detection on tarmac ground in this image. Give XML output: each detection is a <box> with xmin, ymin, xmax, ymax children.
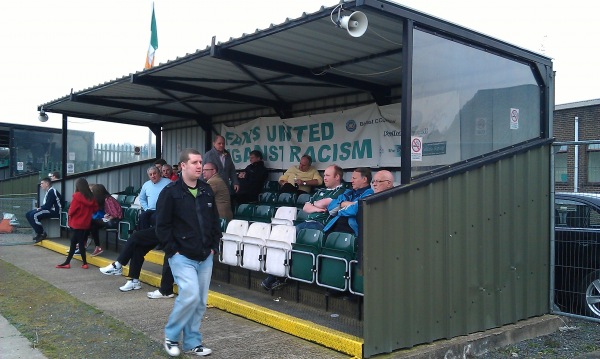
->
<box><xmin>2</xmin><ymin>231</ymin><xmax>599</xmax><ymax>358</ymax></box>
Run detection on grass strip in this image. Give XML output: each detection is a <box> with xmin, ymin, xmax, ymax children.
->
<box><xmin>0</xmin><ymin>259</ymin><xmax>165</xmax><ymax>359</ymax></box>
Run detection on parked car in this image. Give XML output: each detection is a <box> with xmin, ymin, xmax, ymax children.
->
<box><xmin>554</xmin><ymin>192</ymin><xmax>600</xmax><ymax>318</ymax></box>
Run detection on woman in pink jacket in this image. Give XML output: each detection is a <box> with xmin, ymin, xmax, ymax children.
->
<box><xmin>56</xmin><ymin>178</ymin><xmax>97</xmax><ymax>269</ymax></box>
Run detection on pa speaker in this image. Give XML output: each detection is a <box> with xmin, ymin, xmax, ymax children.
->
<box><xmin>340</xmin><ymin>11</ymin><xmax>368</xmax><ymax>38</ymax></box>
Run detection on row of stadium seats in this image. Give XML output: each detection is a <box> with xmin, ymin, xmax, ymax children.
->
<box><xmin>219</xmin><ymin>219</ymin><xmax>362</xmax><ymax>295</ymax></box>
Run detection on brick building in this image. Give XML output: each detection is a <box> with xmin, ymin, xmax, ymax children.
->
<box><xmin>554</xmin><ymin>99</ymin><xmax>600</xmax><ymax>193</ymax></box>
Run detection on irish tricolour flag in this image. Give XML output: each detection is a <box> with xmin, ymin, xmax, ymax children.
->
<box><xmin>144</xmin><ymin>4</ymin><xmax>158</xmax><ymax>69</ymax></box>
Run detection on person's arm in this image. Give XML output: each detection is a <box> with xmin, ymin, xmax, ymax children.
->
<box><xmin>302</xmin><ymin>201</ymin><xmax>327</xmax><ymax>214</ymax></box>
<box><xmin>337</xmin><ymin>189</ymin><xmax>374</xmax><ymax>217</ymax></box>
<box><xmin>155</xmin><ymin>188</ymin><xmax>174</xmax><ymax>253</ymax></box>
<box><xmin>279</xmin><ymin>168</ymin><xmax>292</xmax><ymax>186</ymax></box>
<box><xmin>226</xmin><ymin>156</ymin><xmax>239</xmax><ymax>187</ymax></box>
<box><xmin>139</xmin><ymin>185</ymin><xmax>149</xmax><ymax>210</ymax></box>
<box><xmin>104</xmin><ymin>196</ymin><xmax>122</xmax><ymax>219</ymax></box>
<box><xmin>40</xmin><ymin>189</ymin><xmax>56</xmax><ymax>211</ymax></box>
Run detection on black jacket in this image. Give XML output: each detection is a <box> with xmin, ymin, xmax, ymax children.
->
<box><xmin>239</xmin><ymin>160</ymin><xmax>268</xmax><ymax>196</ymax></box>
<box><xmin>155</xmin><ymin>177</ymin><xmax>222</xmax><ymax>261</ymax></box>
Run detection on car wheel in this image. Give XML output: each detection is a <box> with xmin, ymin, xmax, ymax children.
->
<box><xmin>581</xmin><ymin>271</ymin><xmax>600</xmax><ymax>318</ymax></box>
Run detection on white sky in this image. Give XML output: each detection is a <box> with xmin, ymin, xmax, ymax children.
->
<box><xmin>1</xmin><ymin>0</ymin><xmax>597</xmax><ymax>142</ymax></box>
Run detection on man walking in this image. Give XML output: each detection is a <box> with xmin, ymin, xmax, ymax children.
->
<box><xmin>156</xmin><ymin>148</ymin><xmax>221</xmax><ymax>357</ymax></box>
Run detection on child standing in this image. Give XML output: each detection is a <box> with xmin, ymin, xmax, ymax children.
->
<box><xmin>56</xmin><ymin>178</ymin><xmax>98</xmax><ymax>269</ymax></box>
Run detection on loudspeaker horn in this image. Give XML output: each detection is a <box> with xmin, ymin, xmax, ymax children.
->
<box><xmin>339</xmin><ymin>11</ymin><xmax>368</xmax><ymax>37</ymax></box>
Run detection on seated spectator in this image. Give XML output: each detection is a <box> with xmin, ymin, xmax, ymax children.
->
<box><xmin>138</xmin><ymin>166</ymin><xmax>171</xmax><ymax>230</ymax></box>
<box><xmin>161</xmin><ymin>164</ymin><xmax>179</xmax><ymax>181</ymax></box>
<box><xmin>278</xmin><ymin>155</ymin><xmax>323</xmax><ymax>195</ymax></box>
<box><xmin>87</xmin><ymin>184</ymin><xmax>123</xmax><ymax>256</ymax></box>
<box><xmin>262</xmin><ymin>164</ymin><xmax>346</xmax><ymax>291</ymax></box>
<box><xmin>49</xmin><ymin>171</ymin><xmax>60</xmax><ymax>181</ymax></box>
<box><xmin>323</xmin><ymin>167</ymin><xmax>373</xmax><ymax>237</ymax></box>
<box><xmin>296</xmin><ymin>164</ymin><xmax>346</xmax><ymax>231</ymax></box>
<box><xmin>203</xmin><ymin>162</ymin><xmax>233</xmax><ymax>221</ymax></box>
<box><xmin>203</xmin><ymin>135</ymin><xmax>239</xmax><ymax>194</ymax></box>
<box><xmin>99</xmin><ymin>227</ymin><xmax>175</xmax><ymax>297</ymax></box>
<box><xmin>372</xmin><ymin>170</ymin><xmax>395</xmax><ymax>193</ymax></box>
<box><xmin>235</xmin><ymin>150</ymin><xmax>268</xmax><ymax>204</ymax></box>
<box><xmin>26</xmin><ymin>177</ymin><xmax>62</xmax><ymax>243</ymax></box>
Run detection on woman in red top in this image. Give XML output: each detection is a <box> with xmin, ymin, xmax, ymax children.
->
<box><xmin>56</xmin><ymin>178</ymin><xmax>98</xmax><ymax>269</ymax></box>
<box><xmin>88</xmin><ymin>184</ymin><xmax>123</xmax><ymax>256</ymax></box>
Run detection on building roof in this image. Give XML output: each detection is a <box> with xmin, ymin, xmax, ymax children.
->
<box><xmin>555</xmin><ymin>98</ymin><xmax>600</xmax><ymax>111</ymax></box>
<box><xmin>38</xmin><ymin>0</ymin><xmax>551</xmax><ymax>130</ymax></box>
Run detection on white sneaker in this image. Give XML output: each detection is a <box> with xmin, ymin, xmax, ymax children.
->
<box><xmin>186</xmin><ymin>345</ymin><xmax>212</xmax><ymax>356</ymax></box>
<box><xmin>99</xmin><ymin>262</ymin><xmax>122</xmax><ymax>276</ymax></box>
<box><xmin>147</xmin><ymin>289</ymin><xmax>175</xmax><ymax>299</ymax></box>
<box><xmin>119</xmin><ymin>280</ymin><xmax>141</xmax><ymax>292</ymax></box>
<box><xmin>164</xmin><ymin>338</ymin><xmax>180</xmax><ymax>357</ymax></box>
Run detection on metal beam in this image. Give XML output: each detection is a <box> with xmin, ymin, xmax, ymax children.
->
<box><xmin>211</xmin><ymin>46</ymin><xmax>391</xmax><ymax>104</ymax></box>
<box><xmin>70</xmin><ymin>94</ymin><xmax>209</xmax><ymax>122</ymax></box>
<box><xmin>131</xmin><ymin>74</ymin><xmax>288</xmax><ymax>114</ymax></box>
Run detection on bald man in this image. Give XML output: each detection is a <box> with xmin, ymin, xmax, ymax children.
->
<box><xmin>372</xmin><ymin>170</ymin><xmax>394</xmax><ymax>193</ymax></box>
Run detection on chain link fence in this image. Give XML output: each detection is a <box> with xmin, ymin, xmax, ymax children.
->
<box><xmin>552</xmin><ymin>141</ymin><xmax>600</xmax><ymax>322</ymax></box>
<box><xmin>0</xmin><ymin>195</ymin><xmax>35</xmax><ymax>230</ymax></box>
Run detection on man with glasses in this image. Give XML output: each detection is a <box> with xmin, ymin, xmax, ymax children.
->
<box><xmin>372</xmin><ymin>170</ymin><xmax>395</xmax><ymax>193</ymax></box>
<box><xmin>202</xmin><ymin>161</ymin><xmax>233</xmax><ymax>221</ymax></box>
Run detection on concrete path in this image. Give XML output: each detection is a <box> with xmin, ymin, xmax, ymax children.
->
<box><xmin>0</xmin><ymin>315</ymin><xmax>48</xmax><ymax>359</ymax></box>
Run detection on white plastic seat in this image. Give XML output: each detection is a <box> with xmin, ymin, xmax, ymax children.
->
<box><xmin>130</xmin><ymin>195</ymin><xmax>142</xmax><ymax>209</ymax></box>
<box><xmin>219</xmin><ymin>219</ymin><xmax>250</xmax><ymax>266</ymax></box>
<box><xmin>270</xmin><ymin>206</ymin><xmax>297</xmax><ymax>226</ymax></box>
<box><xmin>240</xmin><ymin>222</ymin><xmax>271</xmax><ymax>271</ymax></box>
<box><xmin>263</xmin><ymin>224</ymin><xmax>296</xmax><ymax>277</ymax></box>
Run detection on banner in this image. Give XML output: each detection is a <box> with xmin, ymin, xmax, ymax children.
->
<box><xmin>221</xmin><ymin>103</ymin><xmax>402</xmax><ymax>170</ymax></box>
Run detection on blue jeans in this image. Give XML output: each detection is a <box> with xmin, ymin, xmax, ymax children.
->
<box><xmin>165</xmin><ymin>253</ymin><xmax>213</xmax><ymax>350</ymax></box>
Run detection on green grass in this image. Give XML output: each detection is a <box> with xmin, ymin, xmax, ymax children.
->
<box><xmin>0</xmin><ymin>259</ymin><xmax>166</xmax><ymax>358</ymax></box>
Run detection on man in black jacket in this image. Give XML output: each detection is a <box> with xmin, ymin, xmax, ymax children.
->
<box><xmin>235</xmin><ymin>149</ymin><xmax>268</xmax><ymax>204</ymax></box>
<box><xmin>156</xmin><ymin>148</ymin><xmax>221</xmax><ymax>357</ymax></box>
<box><xmin>26</xmin><ymin>177</ymin><xmax>62</xmax><ymax>242</ymax></box>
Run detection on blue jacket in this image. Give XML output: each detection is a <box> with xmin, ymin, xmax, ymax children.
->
<box><xmin>323</xmin><ymin>186</ymin><xmax>374</xmax><ymax>236</ymax></box>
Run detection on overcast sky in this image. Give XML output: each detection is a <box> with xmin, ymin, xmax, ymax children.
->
<box><xmin>2</xmin><ymin>0</ymin><xmax>597</xmax><ymax>135</ymax></box>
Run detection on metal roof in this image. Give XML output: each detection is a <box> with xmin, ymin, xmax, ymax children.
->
<box><xmin>38</xmin><ymin>0</ymin><xmax>551</xmax><ymax>129</ymax></box>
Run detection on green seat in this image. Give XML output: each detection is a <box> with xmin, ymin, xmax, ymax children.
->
<box><xmin>234</xmin><ymin>204</ymin><xmax>256</xmax><ymax>221</ymax></box>
<box><xmin>253</xmin><ymin>205</ymin><xmax>274</xmax><ymax>223</ymax></box>
<box><xmin>116</xmin><ymin>194</ymin><xmax>127</xmax><ymax>206</ymax></box>
<box><xmin>316</xmin><ymin>232</ymin><xmax>356</xmax><ymax>291</ymax></box>
<box><xmin>293</xmin><ymin>209</ymin><xmax>309</xmax><ymax>226</ymax></box>
<box><xmin>263</xmin><ymin>180</ymin><xmax>279</xmax><ymax>192</ymax></box>
<box><xmin>117</xmin><ymin>207</ymin><xmax>140</xmax><ymax>246</ymax></box>
<box><xmin>258</xmin><ymin>191</ymin><xmax>277</xmax><ymax>205</ymax></box>
<box><xmin>276</xmin><ymin>192</ymin><xmax>296</xmax><ymax>207</ymax></box>
<box><xmin>123</xmin><ymin>195</ymin><xmax>136</xmax><ymax>207</ymax></box>
<box><xmin>288</xmin><ymin>228</ymin><xmax>324</xmax><ymax>283</ymax></box>
<box><xmin>295</xmin><ymin>193</ymin><xmax>311</xmax><ymax>208</ymax></box>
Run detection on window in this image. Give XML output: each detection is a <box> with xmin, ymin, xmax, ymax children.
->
<box><xmin>588</xmin><ymin>144</ymin><xmax>600</xmax><ymax>183</ymax></box>
<box><xmin>555</xmin><ymin>145</ymin><xmax>568</xmax><ymax>183</ymax></box>
<box><xmin>411</xmin><ymin>29</ymin><xmax>542</xmax><ymax>177</ymax></box>
<box><xmin>66</xmin><ymin>119</ymin><xmax>156</xmax><ymax>175</ymax></box>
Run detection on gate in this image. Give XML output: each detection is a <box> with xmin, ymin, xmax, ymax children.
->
<box><xmin>552</xmin><ymin>140</ymin><xmax>600</xmax><ymax>321</ymax></box>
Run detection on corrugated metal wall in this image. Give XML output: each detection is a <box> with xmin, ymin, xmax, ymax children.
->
<box><xmin>162</xmin><ymin>121</ymin><xmax>207</xmax><ymax>164</ymax></box>
<box><xmin>361</xmin><ymin>144</ymin><xmax>551</xmax><ymax>357</ymax></box>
